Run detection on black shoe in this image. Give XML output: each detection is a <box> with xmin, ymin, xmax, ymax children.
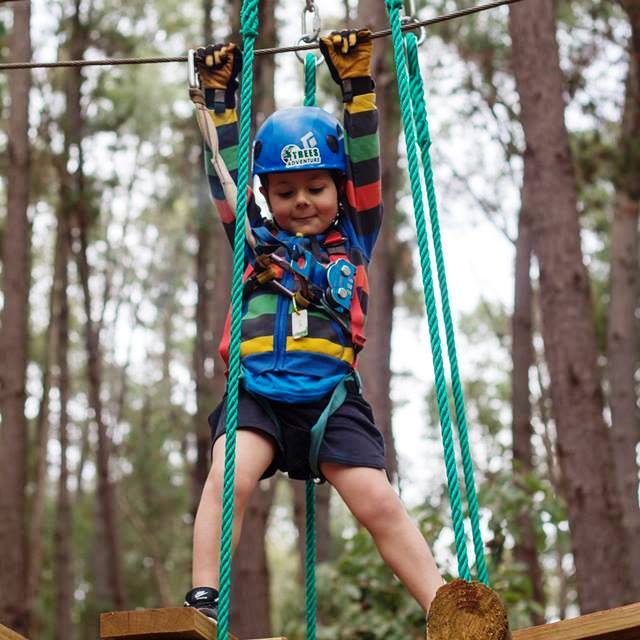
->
<box><xmin>184</xmin><ymin>586</ymin><xmax>218</xmax><ymax>620</ymax></box>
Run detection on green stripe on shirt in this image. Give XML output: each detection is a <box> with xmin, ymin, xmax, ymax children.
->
<box><xmin>220</xmin><ymin>145</ymin><xmax>238</xmax><ymax>172</ymax></box>
<box><xmin>245</xmin><ymin>293</ymin><xmax>279</xmax><ymax>320</ymax></box>
<box><xmin>345</xmin><ymin>132</ymin><xmax>379</xmax><ymax>164</ymax></box>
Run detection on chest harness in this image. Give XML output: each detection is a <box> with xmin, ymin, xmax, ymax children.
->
<box><xmin>243</xmin><ymin>224</ymin><xmax>363</xmax><ymax>348</ymax></box>
<box><xmin>238</xmin><ymin>223</ymin><xmax>363</xmax><ymax>480</ymax></box>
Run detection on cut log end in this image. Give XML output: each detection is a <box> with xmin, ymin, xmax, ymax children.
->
<box><xmin>427</xmin><ymin>579</ymin><xmax>511</xmax><ymax>640</ymax></box>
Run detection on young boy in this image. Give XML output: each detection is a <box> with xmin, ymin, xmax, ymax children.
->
<box><xmin>184</xmin><ymin>30</ymin><xmax>445</xmax><ymax>621</ymax></box>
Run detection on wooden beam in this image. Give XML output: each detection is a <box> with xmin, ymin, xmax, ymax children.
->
<box><xmin>0</xmin><ymin>623</ymin><xmax>28</xmax><ymax>640</ymax></box>
<box><xmin>512</xmin><ymin>602</ymin><xmax>640</xmax><ymax>640</ymax></box>
<box><xmin>100</xmin><ymin>607</ymin><xmax>286</xmax><ymax>640</ymax></box>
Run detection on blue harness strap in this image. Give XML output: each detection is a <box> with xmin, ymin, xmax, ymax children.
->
<box><xmin>308</xmin><ymin>371</ymin><xmax>361</xmax><ymax>479</ymax></box>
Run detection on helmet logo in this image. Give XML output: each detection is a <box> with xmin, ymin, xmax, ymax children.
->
<box><xmin>281</xmin><ymin>131</ymin><xmax>322</xmax><ymax>168</ymax></box>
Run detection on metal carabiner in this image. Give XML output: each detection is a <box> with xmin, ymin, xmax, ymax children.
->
<box><xmin>188</xmin><ymin>49</ymin><xmax>200</xmax><ymax>88</ymax></box>
<box><xmin>301</xmin><ymin>1</ymin><xmax>321</xmax><ymax>43</ymax></box>
<box><xmin>295</xmin><ymin>1</ymin><xmax>324</xmax><ymax>65</ymax></box>
<box><xmin>401</xmin><ymin>14</ymin><xmax>426</xmax><ymax>47</ymax></box>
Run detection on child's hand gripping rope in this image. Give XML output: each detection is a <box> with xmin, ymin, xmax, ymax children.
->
<box><xmin>190</xmin><ymin>44</ymin><xmax>256</xmax><ymax>249</ymax></box>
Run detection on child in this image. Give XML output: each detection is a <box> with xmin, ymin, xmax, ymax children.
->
<box><xmin>184</xmin><ymin>31</ymin><xmax>445</xmax><ymax>621</ymax></box>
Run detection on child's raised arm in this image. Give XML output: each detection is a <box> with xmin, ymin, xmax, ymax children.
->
<box><xmin>320</xmin><ymin>30</ymin><xmax>382</xmax><ymax>261</ymax></box>
<box><xmin>194</xmin><ymin>44</ymin><xmax>263</xmax><ymax>246</ymax></box>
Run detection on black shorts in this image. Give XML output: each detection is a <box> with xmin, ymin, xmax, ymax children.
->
<box><xmin>208</xmin><ymin>383</ymin><xmax>386</xmax><ymax>481</ymax></box>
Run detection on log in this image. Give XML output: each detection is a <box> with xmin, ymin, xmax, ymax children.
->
<box><xmin>512</xmin><ymin>601</ymin><xmax>640</xmax><ymax>640</ymax></box>
<box><xmin>0</xmin><ymin>624</ymin><xmax>28</xmax><ymax>640</ymax></box>
<box><xmin>426</xmin><ymin>580</ymin><xmax>511</xmax><ymax>640</ymax></box>
<box><xmin>100</xmin><ymin>607</ymin><xmax>287</xmax><ymax>640</ymax></box>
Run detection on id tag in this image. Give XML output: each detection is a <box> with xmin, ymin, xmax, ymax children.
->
<box><xmin>292</xmin><ymin>309</ymin><xmax>309</xmax><ymax>340</ymax></box>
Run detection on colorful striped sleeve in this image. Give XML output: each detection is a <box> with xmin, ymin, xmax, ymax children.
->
<box><xmin>342</xmin><ymin>89</ymin><xmax>383</xmax><ymax>261</ymax></box>
<box><xmin>203</xmin><ymin>106</ymin><xmax>264</xmax><ymax>248</ymax></box>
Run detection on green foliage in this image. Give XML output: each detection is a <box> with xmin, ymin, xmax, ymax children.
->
<box><xmin>281</xmin><ymin>526</ymin><xmax>426</xmax><ymax>640</ymax></box>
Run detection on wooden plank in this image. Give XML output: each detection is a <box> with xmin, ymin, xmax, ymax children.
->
<box><xmin>0</xmin><ymin>624</ymin><xmax>28</xmax><ymax>640</ymax></box>
<box><xmin>100</xmin><ymin>608</ymin><xmax>229</xmax><ymax>640</ymax></box>
<box><xmin>512</xmin><ymin>602</ymin><xmax>640</xmax><ymax>640</ymax></box>
<box><xmin>100</xmin><ymin>608</ymin><xmax>287</xmax><ymax>640</ymax></box>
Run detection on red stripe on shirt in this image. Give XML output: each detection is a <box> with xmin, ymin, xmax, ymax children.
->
<box><xmin>345</xmin><ymin>180</ymin><xmax>382</xmax><ymax>213</ymax></box>
<box><xmin>214</xmin><ymin>198</ymin><xmax>235</xmax><ymax>224</ymax></box>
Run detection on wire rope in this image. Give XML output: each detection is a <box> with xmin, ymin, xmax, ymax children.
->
<box><xmin>0</xmin><ymin>0</ymin><xmax>524</xmax><ymax>71</ymax></box>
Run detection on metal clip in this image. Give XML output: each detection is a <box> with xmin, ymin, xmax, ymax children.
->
<box><xmin>188</xmin><ymin>49</ymin><xmax>200</xmax><ymax>88</ymax></box>
<box><xmin>295</xmin><ymin>0</ymin><xmax>324</xmax><ymax>65</ymax></box>
<box><xmin>401</xmin><ymin>14</ymin><xmax>426</xmax><ymax>47</ymax></box>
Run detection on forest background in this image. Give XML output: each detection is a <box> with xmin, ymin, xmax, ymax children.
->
<box><xmin>0</xmin><ymin>0</ymin><xmax>639</xmax><ymax>638</ymax></box>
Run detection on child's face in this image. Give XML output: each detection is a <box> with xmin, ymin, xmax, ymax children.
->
<box><xmin>261</xmin><ymin>169</ymin><xmax>339</xmax><ymax>236</ymax></box>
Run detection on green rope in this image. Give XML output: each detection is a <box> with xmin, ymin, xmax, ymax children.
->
<box><xmin>405</xmin><ymin>34</ymin><xmax>488</xmax><ymax>586</ymax></box>
<box><xmin>303</xmin><ymin>52</ymin><xmax>318</xmax><ymax>640</ymax></box>
<box><xmin>216</xmin><ymin>1</ymin><xmax>260</xmax><ymax>637</ymax></box>
<box><xmin>304</xmin><ymin>479</ymin><xmax>317</xmax><ymax>640</ymax></box>
<box><xmin>384</xmin><ymin>0</ymin><xmax>472</xmax><ymax>582</ymax></box>
<box><xmin>304</xmin><ymin>53</ymin><xmax>316</xmax><ymax>107</ymax></box>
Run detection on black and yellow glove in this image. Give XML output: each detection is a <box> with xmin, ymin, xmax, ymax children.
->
<box><xmin>319</xmin><ymin>29</ymin><xmax>374</xmax><ymax>102</ymax></box>
<box><xmin>194</xmin><ymin>43</ymin><xmax>243</xmax><ymax>113</ymax></box>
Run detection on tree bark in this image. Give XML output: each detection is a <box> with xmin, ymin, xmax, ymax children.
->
<box><xmin>355</xmin><ymin>0</ymin><xmax>400</xmax><ymax>483</ymax></box>
<box><xmin>26</xmin><ymin>193</ymin><xmax>70</xmax><ymax>637</ymax></box>
<box><xmin>511</xmin><ymin>202</ymin><xmax>545</xmax><ymax>625</ymax></box>
<box><xmin>607</xmin><ymin>0</ymin><xmax>640</xmax><ymax>594</ymax></box>
<box><xmin>0</xmin><ymin>3</ymin><xmax>32</xmax><ymax>635</ymax></box>
<box><xmin>54</xmin><ymin>211</ymin><xmax>74</xmax><ymax>640</ymax></box>
<box><xmin>509</xmin><ymin>0</ymin><xmax>634</xmax><ymax>611</ymax></box>
<box><xmin>230</xmin><ymin>482</ymin><xmax>276</xmax><ymax>636</ymax></box>
<box><xmin>65</xmin><ymin>0</ymin><xmax>126</xmax><ymax>609</ymax></box>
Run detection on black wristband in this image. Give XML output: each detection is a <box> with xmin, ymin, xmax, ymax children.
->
<box><xmin>204</xmin><ymin>80</ymin><xmax>238</xmax><ymax>113</ymax></box>
<box><xmin>341</xmin><ymin>76</ymin><xmax>375</xmax><ymax>103</ymax></box>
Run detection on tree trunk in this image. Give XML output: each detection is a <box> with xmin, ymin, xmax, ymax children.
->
<box><xmin>26</xmin><ymin>194</ymin><xmax>71</xmax><ymax>637</ymax></box>
<box><xmin>65</xmin><ymin>0</ymin><xmax>126</xmax><ymax>609</ymax></box>
<box><xmin>511</xmin><ymin>203</ymin><xmax>545</xmax><ymax>625</ymax></box>
<box><xmin>355</xmin><ymin>0</ymin><xmax>400</xmax><ymax>483</ymax></box>
<box><xmin>230</xmin><ymin>482</ymin><xmax>276</xmax><ymax>637</ymax></box>
<box><xmin>509</xmin><ymin>0</ymin><xmax>634</xmax><ymax>611</ymax></box>
<box><xmin>0</xmin><ymin>3</ymin><xmax>32</xmax><ymax>635</ymax></box>
<box><xmin>607</xmin><ymin>0</ymin><xmax>640</xmax><ymax>594</ymax></box>
<box><xmin>54</xmin><ymin>211</ymin><xmax>74</xmax><ymax>640</ymax></box>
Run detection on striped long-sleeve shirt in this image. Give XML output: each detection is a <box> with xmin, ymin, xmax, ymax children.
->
<box><xmin>204</xmin><ymin>85</ymin><xmax>382</xmax><ymax>403</ymax></box>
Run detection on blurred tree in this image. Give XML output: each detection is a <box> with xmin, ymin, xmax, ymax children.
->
<box><xmin>0</xmin><ymin>1</ymin><xmax>31</xmax><ymax>635</ymax></box>
<box><xmin>64</xmin><ymin>0</ymin><xmax>127</xmax><ymax>611</ymax></box>
<box><xmin>509</xmin><ymin>0</ymin><xmax>635</xmax><ymax>611</ymax></box>
<box><xmin>607</xmin><ymin>0</ymin><xmax>640</xmax><ymax>592</ymax></box>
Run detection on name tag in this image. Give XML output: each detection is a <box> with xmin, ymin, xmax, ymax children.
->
<box><xmin>292</xmin><ymin>309</ymin><xmax>309</xmax><ymax>340</ymax></box>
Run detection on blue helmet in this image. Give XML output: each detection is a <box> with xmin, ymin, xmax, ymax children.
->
<box><xmin>253</xmin><ymin>106</ymin><xmax>346</xmax><ymax>176</ymax></box>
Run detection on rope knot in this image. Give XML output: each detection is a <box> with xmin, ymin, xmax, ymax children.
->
<box><xmin>240</xmin><ymin>1</ymin><xmax>260</xmax><ymax>39</ymax></box>
<box><xmin>240</xmin><ymin>23</ymin><xmax>259</xmax><ymax>39</ymax></box>
<box><xmin>385</xmin><ymin>0</ymin><xmax>403</xmax><ymax>11</ymax></box>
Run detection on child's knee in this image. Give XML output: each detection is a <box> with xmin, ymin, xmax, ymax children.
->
<box><xmin>203</xmin><ymin>459</ymin><xmax>256</xmax><ymax>508</ymax></box>
<box><xmin>352</xmin><ymin>485</ymin><xmax>404</xmax><ymax>530</ymax></box>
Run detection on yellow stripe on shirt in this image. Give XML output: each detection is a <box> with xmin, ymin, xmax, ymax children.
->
<box><xmin>210</xmin><ymin>107</ymin><xmax>238</xmax><ymax>127</ymax></box>
<box><xmin>240</xmin><ymin>336</ymin><xmax>274</xmax><ymax>357</ymax></box>
<box><xmin>344</xmin><ymin>93</ymin><xmax>376</xmax><ymax>115</ymax></box>
<box><xmin>285</xmin><ymin>337</ymin><xmax>355</xmax><ymax>364</ymax></box>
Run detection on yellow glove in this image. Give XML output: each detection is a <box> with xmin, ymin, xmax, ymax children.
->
<box><xmin>319</xmin><ymin>29</ymin><xmax>373</xmax><ymax>83</ymax></box>
<box><xmin>194</xmin><ymin>43</ymin><xmax>242</xmax><ymax>111</ymax></box>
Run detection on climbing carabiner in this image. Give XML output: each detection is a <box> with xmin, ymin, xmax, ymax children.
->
<box><xmin>401</xmin><ymin>14</ymin><xmax>426</xmax><ymax>47</ymax></box>
<box><xmin>295</xmin><ymin>0</ymin><xmax>324</xmax><ymax>65</ymax></box>
<box><xmin>188</xmin><ymin>49</ymin><xmax>200</xmax><ymax>89</ymax></box>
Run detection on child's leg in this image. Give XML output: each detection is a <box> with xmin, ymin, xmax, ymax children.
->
<box><xmin>320</xmin><ymin>463</ymin><xmax>445</xmax><ymax>612</ymax></box>
<box><xmin>192</xmin><ymin>429</ymin><xmax>277</xmax><ymax>587</ymax></box>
